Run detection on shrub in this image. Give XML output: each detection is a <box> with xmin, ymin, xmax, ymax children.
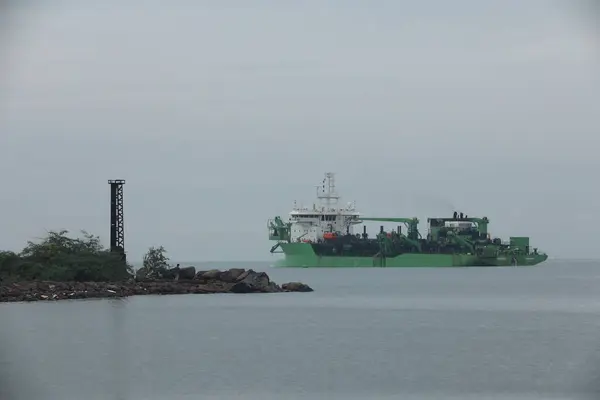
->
<box><xmin>0</xmin><ymin>230</ymin><xmax>134</xmax><ymax>282</ymax></box>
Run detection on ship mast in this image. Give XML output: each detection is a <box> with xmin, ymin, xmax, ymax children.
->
<box><xmin>317</xmin><ymin>172</ymin><xmax>340</xmax><ymax>210</ymax></box>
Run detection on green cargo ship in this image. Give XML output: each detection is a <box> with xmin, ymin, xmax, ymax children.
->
<box><xmin>268</xmin><ymin>173</ymin><xmax>547</xmax><ymax>268</ymax></box>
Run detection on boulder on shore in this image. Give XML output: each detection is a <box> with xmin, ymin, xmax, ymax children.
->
<box><xmin>0</xmin><ymin>268</ymin><xmax>313</xmax><ymax>302</ymax></box>
<box><xmin>281</xmin><ymin>282</ymin><xmax>313</xmax><ymax>292</ymax></box>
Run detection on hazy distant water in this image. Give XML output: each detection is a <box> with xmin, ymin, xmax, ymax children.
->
<box><xmin>3</xmin><ymin>260</ymin><xmax>600</xmax><ymax>399</ymax></box>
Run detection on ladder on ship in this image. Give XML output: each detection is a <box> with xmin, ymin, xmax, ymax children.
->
<box><xmin>373</xmin><ymin>252</ymin><xmax>386</xmax><ymax>267</ymax></box>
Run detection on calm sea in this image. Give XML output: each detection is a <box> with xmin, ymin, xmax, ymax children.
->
<box><xmin>2</xmin><ymin>260</ymin><xmax>600</xmax><ymax>400</ymax></box>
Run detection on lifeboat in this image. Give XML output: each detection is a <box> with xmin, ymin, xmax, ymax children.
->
<box><xmin>323</xmin><ymin>232</ymin><xmax>337</xmax><ymax>240</ymax></box>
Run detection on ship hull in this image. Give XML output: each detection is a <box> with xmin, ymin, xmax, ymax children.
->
<box><xmin>274</xmin><ymin>243</ymin><xmax>548</xmax><ymax>268</ymax></box>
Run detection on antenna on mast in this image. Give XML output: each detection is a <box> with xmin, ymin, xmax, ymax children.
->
<box><xmin>317</xmin><ymin>172</ymin><xmax>340</xmax><ymax>209</ymax></box>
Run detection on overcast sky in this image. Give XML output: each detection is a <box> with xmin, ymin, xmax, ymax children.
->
<box><xmin>0</xmin><ymin>0</ymin><xmax>598</xmax><ymax>262</ymax></box>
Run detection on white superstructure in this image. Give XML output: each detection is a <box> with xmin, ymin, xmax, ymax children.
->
<box><xmin>288</xmin><ymin>172</ymin><xmax>361</xmax><ymax>242</ymax></box>
<box><xmin>444</xmin><ymin>221</ymin><xmax>474</xmax><ymax>230</ymax></box>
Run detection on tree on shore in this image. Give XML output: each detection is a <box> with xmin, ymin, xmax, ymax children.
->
<box><xmin>135</xmin><ymin>246</ymin><xmax>173</xmax><ymax>280</ymax></box>
<box><xmin>0</xmin><ymin>230</ymin><xmax>134</xmax><ymax>282</ymax></box>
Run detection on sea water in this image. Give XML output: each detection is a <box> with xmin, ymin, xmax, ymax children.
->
<box><xmin>2</xmin><ymin>259</ymin><xmax>600</xmax><ymax>399</ymax></box>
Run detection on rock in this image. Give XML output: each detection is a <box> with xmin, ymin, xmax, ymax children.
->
<box><xmin>136</xmin><ymin>265</ymin><xmax>179</xmax><ymax>281</ymax></box>
<box><xmin>0</xmin><ymin>268</ymin><xmax>312</xmax><ymax>302</ymax></box>
<box><xmin>163</xmin><ymin>267</ymin><xmax>180</xmax><ymax>280</ymax></box>
<box><xmin>201</xmin><ymin>269</ymin><xmax>221</xmax><ymax>280</ymax></box>
<box><xmin>218</xmin><ymin>268</ymin><xmax>245</xmax><ymax>283</ymax></box>
<box><xmin>178</xmin><ymin>266</ymin><xmax>196</xmax><ymax>280</ymax></box>
<box><xmin>268</xmin><ymin>282</ymin><xmax>282</xmax><ymax>293</ymax></box>
<box><xmin>194</xmin><ymin>270</ymin><xmax>206</xmax><ymax>279</ymax></box>
<box><xmin>135</xmin><ymin>267</ymin><xmax>150</xmax><ymax>280</ymax></box>
<box><xmin>281</xmin><ymin>282</ymin><xmax>314</xmax><ymax>292</ymax></box>
<box><xmin>230</xmin><ymin>269</ymin><xmax>274</xmax><ymax>293</ymax></box>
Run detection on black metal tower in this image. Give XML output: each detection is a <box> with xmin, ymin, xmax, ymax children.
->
<box><xmin>108</xmin><ymin>179</ymin><xmax>126</xmax><ymax>260</ymax></box>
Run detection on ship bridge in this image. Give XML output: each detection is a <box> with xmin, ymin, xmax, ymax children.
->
<box><xmin>427</xmin><ymin>211</ymin><xmax>489</xmax><ymax>240</ymax></box>
<box><xmin>286</xmin><ymin>173</ymin><xmax>361</xmax><ymax>243</ymax></box>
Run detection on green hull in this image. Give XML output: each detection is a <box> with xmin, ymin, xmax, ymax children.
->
<box><xmin>274</xmin><ymin>243</ymin><xmax>548</xmax><ymax>268</ymax></box>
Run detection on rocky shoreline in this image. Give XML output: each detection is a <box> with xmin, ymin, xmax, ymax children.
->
<box><xmin>0</xmin><ymin>268</ymin><xmax>313</xmax><ymax>303</ymax></box>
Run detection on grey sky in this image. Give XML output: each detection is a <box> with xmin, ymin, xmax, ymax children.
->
<box><xmin>1</xmin><ymin>0</ymin><xmax>598</xmax><ymax>262</ymax></box>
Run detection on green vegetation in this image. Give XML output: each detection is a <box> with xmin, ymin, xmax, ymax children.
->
<box><xmin>142</xmin><ymin>245</ymin><xmax>170</xmax><ymax>272</ymax></box>
<box><xmin>135</xmin><ymin>246</ymin><xmax>176</xmax><ymax>280</ymax></box>
<box><xmin>0</xmin><ymin>230</ymin><xmax>134</xmax><ymax>282</ymax></box>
